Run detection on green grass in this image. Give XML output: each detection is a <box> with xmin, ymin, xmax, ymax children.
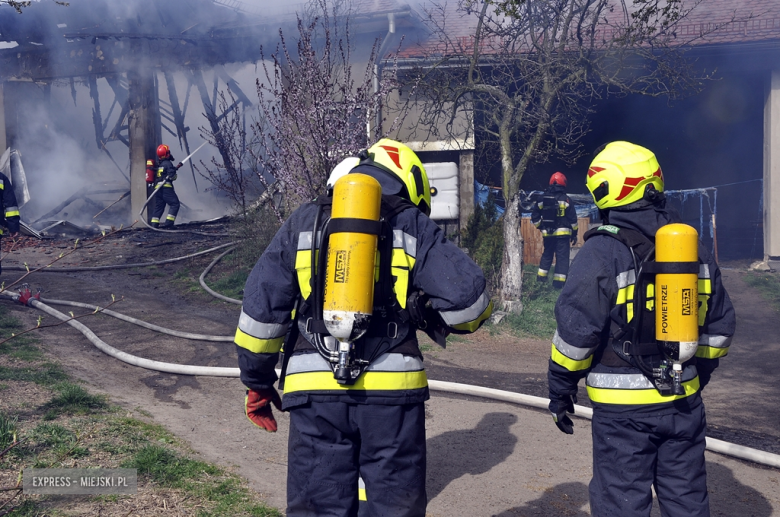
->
<box><xmin>42</xmin><ymin>383</ymin><xmax>108</xmax><ymax>420</ymax></box>
<box><xmin>124</xmin><ymin>445</ymin><xmax>282</xmax><ymax>516</ymax></box>
<box><xmin>0</xmin><ymin>303</ymin><xmax>281</xmax><ymax>516</ymax></box>
<box><xmin>0</xmin><ymin>307</ymin><xmax>43</xmax><ymax>361</ymax></box>
<box><xmin>0</xmin><ymin>363</ymin><xmax>67</xmax><ymax>385</ymax></box>
<box><xmin>502</xmin><ymin>266</ymin><xmax>561</xmax><ymax>339</ymax></box>
<box><xmin>0</xmin><ymin>411</ymin><xmax>17</xmax><ymax>450</ymax></box>
<box><xmin>745</xmin><ymin>271</ymin><xmax>780</xmax><ymax>312</ymax></box>
<box><xmin>208</xmin><ymin>268</ymin><xmax>249</xmax><ymax>299</ymax></box>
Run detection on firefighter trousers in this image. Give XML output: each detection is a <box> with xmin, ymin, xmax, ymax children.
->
<box><xmin>589</xmin><ymin>402</ymin><xmax>709</xmax><ymax>517</ymax></box>
<box><xmin>286</xmin><ymin>400</ymin><xmax>427</xmax><ymax>517</ymax></box>
<box><xmin>538</xmin><ymin>236</ymin><xmax>570</xmax><ymax>287</ymax></box>
<box><xmin>151</xmin><ymin>186</ymin><xmax>180</xmax><ymax>225</ymax></box>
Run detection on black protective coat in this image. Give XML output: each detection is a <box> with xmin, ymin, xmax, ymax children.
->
<box><xmin>151</xmin><ymin>158</ymin><xmax>180</xmax><ymax>223</ymax></box>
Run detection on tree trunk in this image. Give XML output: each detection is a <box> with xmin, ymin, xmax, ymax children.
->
<box><xmin>500</xmin><ymin>194</ymin><xmax>524</xmax><ymax>314</ymax></box>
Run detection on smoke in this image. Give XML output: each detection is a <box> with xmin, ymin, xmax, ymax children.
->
<box><xmin>0</xmin><ymin>0</ymin><xmax>438</xmax><ymax>228</ymax></box>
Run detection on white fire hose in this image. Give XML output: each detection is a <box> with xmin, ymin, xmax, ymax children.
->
<box><xmin>2</xmin><ymin>291</ymin><xmax>778</xmax><ymax>470</ymax></box>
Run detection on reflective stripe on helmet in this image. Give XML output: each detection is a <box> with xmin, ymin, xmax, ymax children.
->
<box><xmin>586</xmin><ymin>141</ymin><xmax>664</xmax><ymax>209</ymax></box>
<box><xmin>366</xmin><ymin>139</ymin><xmax>431</xmax><ymax>216</ymax></box>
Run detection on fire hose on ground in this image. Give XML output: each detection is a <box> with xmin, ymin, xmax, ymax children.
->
<box><xmin>3</xmin><ymin>242</ymin><xmax>236</xmax><ymax>273</ymax></box>
<box><xmin>1</xmin><ymin>291</ymin><xmax>778</xmax><ymax>471</ymax></box>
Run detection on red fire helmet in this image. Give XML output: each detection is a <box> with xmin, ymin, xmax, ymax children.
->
<box><xmin>549</xmin><ymin>172</ymin><xmax>567</xmax><ymax>187</ymax></box>
<box><xmin>156</xmin><ymin>144</ymin><xmax>171</xmax><ymax>160</ymax></box>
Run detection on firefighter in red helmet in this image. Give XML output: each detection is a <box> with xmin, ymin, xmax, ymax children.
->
<box><xmin>150</xmin><ymin>144</ymin><xmax>182</xmax><ymax>228</ymax></box>
<box><xmin>530</xmin><ymin>172</ymin><xmax>578</xmax><ymax>288</ymax></box>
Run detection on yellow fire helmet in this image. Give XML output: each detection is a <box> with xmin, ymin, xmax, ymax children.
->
<box><xmin>365</xmin><ymin>138</ymin><xmax>431</xmax><ymax>216</ymax></box>
<box><xmin>586</xmin><ymin>141</ymin><xmax>664</xmax><ymax>209</ymax></box>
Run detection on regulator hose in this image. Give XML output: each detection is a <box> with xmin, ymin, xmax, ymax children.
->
<box><xmin>4</xmin><ymin>291</ymin><xmax>779</xmax><ymax>471</ymax></box>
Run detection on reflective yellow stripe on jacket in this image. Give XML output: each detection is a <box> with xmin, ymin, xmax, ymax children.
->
<box><xmin>586</xmin><ymin>365</ymin><xmax>700</xmax><ymax>405</ymax></box>
<box><xmin>234</xmin><ymin>309</ymin><xmax>287</xmax><ymax>354</ymax></box>
<box><xmin>294</xmin><ymin>229</ymin><xmax>416</xmax><ymax>307</ymax></box>
<box><xmin>550</xmin><ymin>330</ymin><xmax>597</xmax><ymax>371</ymax></box>
<box><xmin>283</xmin><ymin>352</ymin><xmax>428</xmax><ymax>394</ymax></box>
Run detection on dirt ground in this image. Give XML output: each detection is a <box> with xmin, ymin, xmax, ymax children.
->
<box><xmin>1</xmin><ymin>225</ymin><xmax>778</xmax><ymax>515</ymax></box>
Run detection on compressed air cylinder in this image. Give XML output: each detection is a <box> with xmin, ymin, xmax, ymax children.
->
<box><xmin>323</xmin><ymin>173</ymin><xmax>382</xmax><ymax>342</ymax></box>
<box><xmin>655</xmin><ymin>223</ymin><xmax>699</xmax><ymax>362</ymax></box>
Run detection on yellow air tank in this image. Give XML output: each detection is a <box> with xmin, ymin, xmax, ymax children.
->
<box><xmin>323</xmin><ymin>173</ymin><xmax>382</xmax><ymax>342</ymax></box>
<box><xmin>655</xmin><ymin>223</ymin><xmax>699</xmax><ymax>364</ymax></box>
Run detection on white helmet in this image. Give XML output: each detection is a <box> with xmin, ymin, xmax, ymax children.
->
<box><xmin>326</xmin><ymin>157</ymin><xmax>360</xmax><ymax>190</ymax></box>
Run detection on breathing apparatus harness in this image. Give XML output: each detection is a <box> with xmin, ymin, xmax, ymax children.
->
<box><xmin>281</xmin><ymin>191</ymin><xmax>435</xmax><ymax>386</ymax></box>
<box><xmin>539</xmin><ymin>191</ymin><xmax>561</xmax><ymax>232</ymax></box>
<box><xmin>585</xmin><ymin>223</ymin><xmax>700</xmax><ymax>396</ymax></box>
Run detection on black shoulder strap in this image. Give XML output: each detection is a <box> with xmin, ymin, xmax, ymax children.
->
<box><xmin>381</xmin><ymin>194</ymin><xmax>417</xmax><ymax>219</ymax></box>
<box><xmin>584</xmin><ymin>224</ymin><xmax>654</xmax><ymax>262</ymax></box>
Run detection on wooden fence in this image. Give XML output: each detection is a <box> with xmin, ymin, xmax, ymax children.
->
<box><xmin>521</xmin><ymin>217</ymin><xmax>592</xmax><ymax>265</ymax></box>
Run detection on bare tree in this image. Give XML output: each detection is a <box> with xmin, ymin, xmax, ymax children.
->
<box><xmin>401</xmin><ymin>0</ymin><xmax>713</xmax><ymax>313</ymax></box>
<box><xmin>199</xmin><ymin>0</ymin><xmax>406</xmax><ymax>220</ymax></box>
<box><xmin>254</xmin><ymin>0</ymin><xmax>405</xmax><ymax>212</ymax></box>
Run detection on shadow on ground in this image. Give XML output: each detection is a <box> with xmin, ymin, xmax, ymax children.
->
<box><xmin>427</xmin><ymin>412</ymin><xmax>518</xmax><ymax>501</ymax></box>
<box><xmin>492</xmin><ymin>481</ymin><xmax>590</xmax><ymax>516</ymax></box>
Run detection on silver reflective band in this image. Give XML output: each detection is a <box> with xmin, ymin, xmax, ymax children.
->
<box><xmin>23</xmin><ymin>468</ymin><xmax>137</xmax><ymax>495</ymax></box>
<box><xmin>286</xmin><ymin>352</ymin><xmax>424</xmax><ymax>375</ymax></box>
<box><xmin>5</xmin><ymin>206</ymin><xmax>18</xmax><ymax>214</ymax></box>
<box><xmin>297</xmin><ymin>231</ymin><xmax>323</xmax><ymax>251</ymax></box>
<box><xmin>616</xmin><ymin>270</ymin><xmax>636</xmax><ymax>289</ymax></box>
<box><xmin>238</xmin><ymin>310</ymin><xmax>288</xmax><ymax>339</ymax></box>
<box><xmin>698</xmin><ymin>334</ymin><xmax>731</xmax><ymax>348</ymax></box>
<box><xmin>552</xmin><ymin>330</ymin><xmax>596</xmax><ymax>361</ymax></box>
<box><xmin>587</xmin><ymin>365</ymin><xmax>697</xmax><ymax>389</ymax></box>
<box><xmin>699</xmin><ymin>264</ymin><xmax>710</xmax><ymax>278</ymax></box>
<box><xmin>392</xmin><ymin>230</ymin><xmax>417</xmax><ymax>258</ymax></box>
<box><xmin>439</xmin><ymin>292</ymin><xmax>491</xmax><ymax>326</ymax></box>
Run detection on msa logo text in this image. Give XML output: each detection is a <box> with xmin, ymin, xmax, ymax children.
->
<box><xmin>334</xmin><ymin>250</ymin><xmax>348</xmax><ymax>283</ymax></box>
<box><xmin>681</xmin><ymin>288</ymin><xmax>692</xmax><ymax>316</ymax></box>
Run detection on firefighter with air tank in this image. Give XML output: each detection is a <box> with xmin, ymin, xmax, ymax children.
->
<box><xmin>547</xmin><ymin>141</ymin><xmax>736</xmax><ymax>516</ymax></box>
<box><xmin>150</xmin><ymin>144</ymin><xmax>183</xmax><ymax>228</ymax></box>
<box><xmin>235</xmin><ymin>139</ymin><xmax>492</xmax><ymax>516</ymax></box>
<box><xmin>531</xmin><ymin>172</ymin><xmax>579</xmax><ymax>288</ymax></box>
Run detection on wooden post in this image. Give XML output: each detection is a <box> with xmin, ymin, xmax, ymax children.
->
<box><xmin>127</xmin><ymin>64</ymin><xmax>160</xmax><ymax>223</ymax></box>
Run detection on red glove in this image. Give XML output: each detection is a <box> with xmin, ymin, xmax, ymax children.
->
<box><xmin>245</xmin><ymin>388</ymin><xmax>282</xmax><ymax>432</ymax></box>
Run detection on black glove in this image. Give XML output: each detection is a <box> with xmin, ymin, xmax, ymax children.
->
<box><xmin>570</xmin><ymin>232</ymin><xmax>578</xmax><ymax>245</ymax></box>
<box><xmin>549</xmin><ymin>394</ymin><xmax>577</xmax><ymax>435</ymax></box>
<box><xmin>176</xmin><ymin>162</ymin><xmax>183</xmax><ymax>169</ymax></box>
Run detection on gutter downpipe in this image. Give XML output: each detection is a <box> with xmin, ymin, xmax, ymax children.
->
<box><xmin>373</xmin><ymin>12</ymin><xmax>396</xmax><ymax>140</ymax></box>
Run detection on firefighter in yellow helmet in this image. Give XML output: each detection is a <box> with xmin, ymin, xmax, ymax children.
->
<box><xmin>547</xmin><ymin>141</ymin><xmax>735</xmax><ymax>516</ymax></box>
<box><xmin>236</xmin><ymin>138</ymin><xmax>492</xmax><ymax>516</ymax></box>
